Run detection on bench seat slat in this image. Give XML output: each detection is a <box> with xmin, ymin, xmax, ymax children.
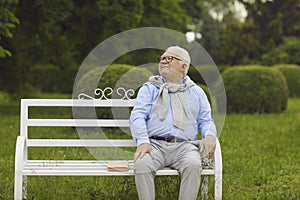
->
<box><xmin>27</xmin><ymin>119</ymin><xmax>130</xmax><ymax>127</ymax></box>
<box><xmin>27</xmin><ymin>139</ymin><xmax>136</xmax><ymax>147</ymax></box>
<box><xmin>22</xmin><ymin>160</ymin><xmax>215</xmax><ymax>176</ymax></box>
<box><xmin>22</xmin><ymin>99</ymin><xmax>136</xmax><ymax>107</ymax></box>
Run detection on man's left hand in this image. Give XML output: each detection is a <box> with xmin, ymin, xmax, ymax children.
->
<box><xmin>200</xmin><ymin>135</ymin><xmax>216</xmax><ymax>159</ymax></box>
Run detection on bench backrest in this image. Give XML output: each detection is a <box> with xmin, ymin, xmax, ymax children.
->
<box><xmin>21</xmin><ymin>99</ymin><xmax>136</xmax><ymax>148</ymax></box>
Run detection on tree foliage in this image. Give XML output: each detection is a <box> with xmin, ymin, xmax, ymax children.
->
<box><xmin>0</xmin><ymin>0</ymin><xmax>195</xmax><ymax>96</ymax></box>
<box><xmin>3</xmin><ymin>0</ymin><xmax>193</xmax><ymax>68</ymax></box>
<box><xmin>1</xmin><ymin>0</ymin><xmax>299</xmax><ymax>96</ymax></box>
<box><xmin>0</xmin><ymin>0</ymin><xmax>19</xmax><ymax>58</ymax></box>
<box><xmin>11</xmin><ymin>0</ymin><xmax>75</xmax><ymax>67</ymax></box>
<box><xmin>222</xmin><ymin>0</ymin><xmax>300</xmax><ymax>65</ymax></box>
<box><xmin>68</xmin><ymin>0</ymin><xmax>144</xmax><ymax>64</ymax></box>
<box><xmin>261</xmin><ymin>37</ymin><xmax>300</xmax><ymax>65</ymax></box>
<box><xmin>140</xmin><ymin>0</ymin><xmax>190</xmax><ymax>31</ymax></box>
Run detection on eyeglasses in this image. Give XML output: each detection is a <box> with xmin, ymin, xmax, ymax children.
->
<box><xmin>158</xmin><ymin>56</ymin><xmax>182</xmax><ymax>63</ymax></box>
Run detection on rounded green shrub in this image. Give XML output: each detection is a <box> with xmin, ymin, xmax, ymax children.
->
<box><xmin>75</xmin><ymin>64</ymin><xmax>153</xmax><ymax>99</ymax></box>
<box><xmin>222</xmin><ymin>66</ymin><xmax>288</xmax><ymax>113</ymax></box>
<box><xmin>273</xmin><ymin>64</ymin><xmax>300</xmax><ymax>97</ymax></box>
<box><xmin>188</xmin><ymin>65</ymin><xmax>221</xmax><ymax>85</ymax></box>
<box><xmin>143</xmin><ymin>65</ymin><xmax>158</xmax><ymax>75</ymax></box>
<box><xmin>74</xmin><ymin>64</ymin><xmax>153</xmax><ymax>121</ymax></box>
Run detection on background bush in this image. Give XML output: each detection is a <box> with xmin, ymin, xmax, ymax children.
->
<box><xmin>74</xmin><ymin>64</ymin><xmax>153</xmax><ymax>121</ymax></box>
<box><xmin>188</xmin><ymin>65</ymin><xmax>222</xmax><ymax>86</ymax></box>
<box><xmin>26</xmin><ymin>64</ymin><xmax>78</xmax><ymax>94</ymax></box>
<box><xmin>273</xmin><ymin>64</ymin><xmax>300</xmax><ymax>97</ymax></box>
<box><xmin>27</xmin><ymin>64</ymin><xmax>60</xmax><ymax>93</ymax></box>
<box><xmin>142</xmin><ymin>64</ymin><xmax>226</xmax><ymax>87</ymax></box>
<box><xmin>261</xmin><ymin>37</ymin><xmax>300</xmax><ymax>65</ymax></box>
<box><xmin>75</xmin><ymin>64</ymin><xmax>153</xmax><ymax>99</ymax></box>
<box><xmin>221</xmin><ymin>66</ymin><xmax>288</xmax><ymax>113</ymax></box>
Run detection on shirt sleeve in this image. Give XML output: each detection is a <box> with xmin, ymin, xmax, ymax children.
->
<box><xmin>129</xmin><ymin>83</ymin><xmax>154</xmax><ymax>146</ymax></box>
<box><xmin>196</xmin><ymin>87</ymin><xmax>217</xmax><ymax>138</ymax></box>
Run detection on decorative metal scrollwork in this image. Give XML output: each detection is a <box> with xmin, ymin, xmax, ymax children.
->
<box><xmin>116</xmin><ymin>88</ymin><xmax>135</xmax><ymax>100</ymax></box>
<box><xmin>78</xmin><ymin>87</ymin><xmax>135</xmax><ymax>100</ymax></box>
<box><xmin>202</xmin><ymin>158</ymin><xmax>214</xmax><ymax>169</ymax></box>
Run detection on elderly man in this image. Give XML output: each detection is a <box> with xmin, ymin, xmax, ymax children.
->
<box><xmin>130</xmin><ymin>46</ymin><xmax>217</xmax><ymax>200</ymax></box>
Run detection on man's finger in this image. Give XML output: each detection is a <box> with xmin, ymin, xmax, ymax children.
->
<box><xmin>206</xmin><ymin>151</ymin><xmax>214</xmax><ymax>160</ymax></box>
<box><xmin>134</xmin><ymin>152</ymin><xmax>141</xmax><ymax>161</ymax></box>
<box><xmin>149</xmin><ymin>151</ymin><xmax>154</xmax><ymax>159</ymax></box>
<box><xmin>139</xmin><ymin>152</ymin><xmax>146</xmax><ymax>159</ymax></box>
<box><xmin>199</xmin><ymin>144</ymin><xmax>204</xmax><ymax>153</ymax></box>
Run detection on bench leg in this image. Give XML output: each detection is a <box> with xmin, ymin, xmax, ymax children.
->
<box><xmin>14</xmin><ymin>173</ymin><xmax>23</xmax><ymax>200</ymax></box>
<box><xmin>14</xmin><ymin>174</ymin><xmax>27</xmax><ymax>200</ymax></box>
<box><xmin>214</xmin><ymin>172</ymin><xmax>222</xmax><ymax>200</ymax></box>
<box><xmin>201</xmin><ymin>175</ymin><xmax>208</xmax><ymax>200</ymax></box>
<box><xmin>23</xmin><ymin>176</ymin><xmax>27</xmax><ymax>199</ymax></box>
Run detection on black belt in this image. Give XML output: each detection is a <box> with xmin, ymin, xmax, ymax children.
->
<box><xmin>150</xmin><ymin>136</ymin><xmax>186</xmax><ymax>143</ymax></box>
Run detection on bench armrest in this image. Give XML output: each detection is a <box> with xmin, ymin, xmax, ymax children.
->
<box><xmin>214</xmin><ymin>138</ymin><xmax>222</xmax><ymax>173</ymax></box>
<box><xmin>15</xmin><ymin>136</ymin><xmax>26</xmax><ymax>173</ymax></box>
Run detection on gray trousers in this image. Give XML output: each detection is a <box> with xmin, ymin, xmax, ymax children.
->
<box><xmin>134</xmin><ymin>139</ymin><xmax>202</xmax><ymax>200</ymax></box>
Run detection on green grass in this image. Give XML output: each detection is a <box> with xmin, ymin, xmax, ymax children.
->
<box><xmin>0</xmin><ymin>92</ymin><xmax>299</xmax><ymax>199</ymax></box>
<box><xmin>220</xmin><ymin>99</ymin><xmax>300</xmax><ymax>200</ymax></box>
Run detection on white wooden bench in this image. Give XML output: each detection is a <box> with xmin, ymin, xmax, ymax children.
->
<box><xmin>14</xmin><ymin>88</ymin><xmax>222</xmax><ymax>199</ymax></box>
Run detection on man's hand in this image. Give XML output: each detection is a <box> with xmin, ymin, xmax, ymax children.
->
<box><xmin>134</xmin><ymin>143</ymin><xmax>154</xmax><ymax>161</ymax></box>
<box><xmin>200</xmin><ymin>135</ymin><xmax>216</xmax><ymax>159</ymax></box>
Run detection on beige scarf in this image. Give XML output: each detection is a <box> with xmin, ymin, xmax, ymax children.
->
<box><xmin>149</xmin><ymin>75</ymin><xmax>195</xmax><ymax>130</ymax></box>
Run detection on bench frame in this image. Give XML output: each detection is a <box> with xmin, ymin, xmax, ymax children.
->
<box><xmin>15</xmin><ymin>93</ymin><xmax>222</xmax><ymax>199</ymax></box>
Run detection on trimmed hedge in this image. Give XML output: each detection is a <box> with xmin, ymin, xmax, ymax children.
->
<box><xmin>25</xmin><ymin>63</ymin><xmax>225</xmax><ymax>95</ymax></box>
<box><xmin>74</xmin><ymin>64</ymin><xmax>153</xmax><ymax>120</ymax></box>
<box><xmin>143</xmin><ymin>65</ymin><xmax>226</xmax><ymax>86</ymax></box>
<box><xmin>75</xmin><ymin>64</ymin><xmax>153</xmax><ymax>99</ymax></box>
<box><xmin>188</xmin><ymin>65</ymin><xmax>222</xmax><ymax>85</ymax></box>
<box><xmin>273</xmin><ymin>64</ymin><xmax>300</xmax><ymax>97</ymax></box>
<box><xmin>222</xmin><ymin>66</ymin><xmax>288</xmax><ymax>113</ymax></box>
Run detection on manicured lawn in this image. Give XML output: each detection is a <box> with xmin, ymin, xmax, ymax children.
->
<box><xmin>0</xmin><ymin>93</ymin><xmax>299</xmax><ymax>199</ymax></box>
<box><xmin>220</xmin><ymin>98</ymin><xmax>300</xmax><ymax>200</ymax></box>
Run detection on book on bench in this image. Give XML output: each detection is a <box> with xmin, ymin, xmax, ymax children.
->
<box><xmin>107</xmin><ymin>161</ymin><xmax>129</xmax><ymax>172</ymax></box>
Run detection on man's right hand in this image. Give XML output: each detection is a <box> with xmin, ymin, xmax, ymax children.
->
<box><xmin>134</xmin><ymin>143</ymin><xmax>154</xmax><ymax>161</ymax></box>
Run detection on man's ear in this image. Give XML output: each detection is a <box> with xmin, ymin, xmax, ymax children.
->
<box><xmin>181</xmin><ymin>64</ymin><xmax>187</xmax><ymax>73</ymax></box>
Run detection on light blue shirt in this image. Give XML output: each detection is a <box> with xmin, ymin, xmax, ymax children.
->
<box><xmin>130</xmin><ymin>76</ymin><xmax>217</xmax><ymax>146</ymax></box>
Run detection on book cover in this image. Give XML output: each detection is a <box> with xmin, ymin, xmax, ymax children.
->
<box><xmin>107</xmin><ymin>161</ymin><xmax>129</xmax><ymax>172</ymax></box>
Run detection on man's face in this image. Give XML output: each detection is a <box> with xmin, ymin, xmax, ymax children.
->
<box><xmin>158</xmin><ymin>51</ymin><xmax>185</xmax><ymax>83</ymax></box>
